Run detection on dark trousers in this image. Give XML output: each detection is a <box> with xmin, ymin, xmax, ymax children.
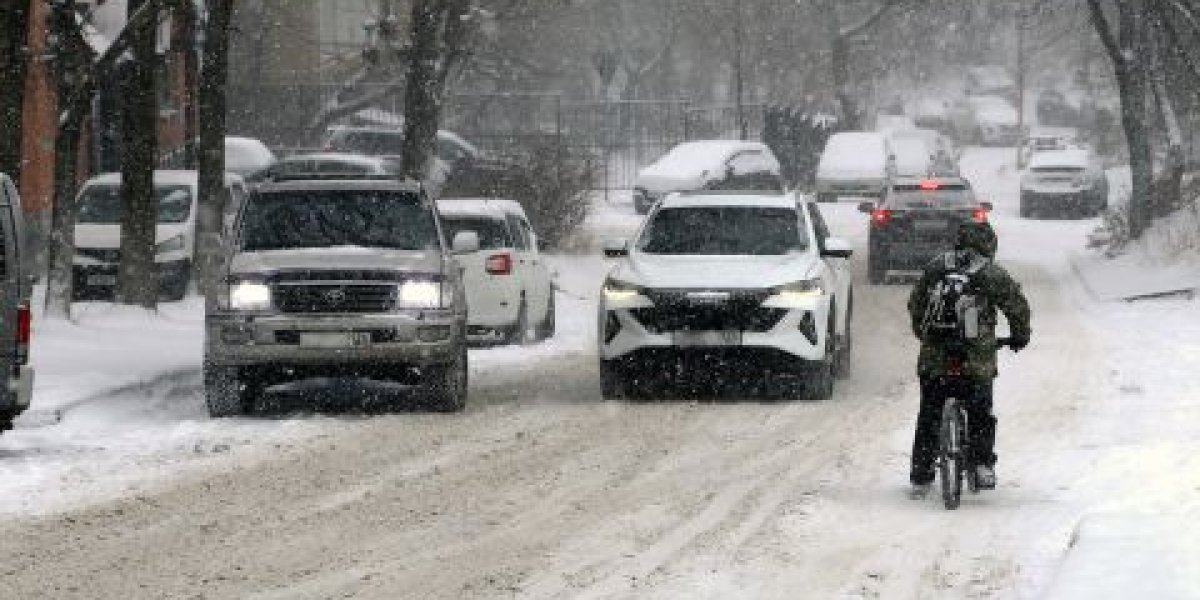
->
<box><xmin>910</xmin><ymin>377</ymin><xmax>997</xmax><ymax>485</ymax></box>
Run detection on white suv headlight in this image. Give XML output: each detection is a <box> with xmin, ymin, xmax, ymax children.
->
<box><xmin>773</xmin><ymin>279</ymin><xmax>824</xmax><ymax>303</ymax></box>
<box><xmin>602</xmin><ymin>278</ymin><xmax>642</xmax><ymax>303</ymax></box>
<box><xmin>397</xmin><ymin>280</ymin><xmax>442</xmax><ymax>309</ymax></box>
<box><xmin>229</xmin><ymin>281</ymin><xmax>271</xmax><ymax>311</ymax></box>
<box><xmin>155</xmin><ymin>234</ymin><xmax>186</xmax><ymax>254</ymax></box>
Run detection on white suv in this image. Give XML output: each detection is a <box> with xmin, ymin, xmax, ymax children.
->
<box><xmin>438</xmin><ymin>198</ymin><xmax>554</xmax><ymax>344</ymax></box>
<box><xmin>598</xmin><ymin>192</ymin><xmax>854</xmax><ymax>400</ymax></box>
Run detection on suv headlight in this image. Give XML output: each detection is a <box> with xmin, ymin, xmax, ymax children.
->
<box><xmin>155</xmin><ymin>234</ymin><xmax>186</xmax><ymax>255</ymax></box>
<box><xmin>602</xmin><ymin>278</ymin><xmax>642</xmax><ymax>303</ymax></box>
<box><xmin>229</xmin><ymin>281</ymin><xmax>271</xmax><ymax>311</ymax></box>
<box><xmin>773</xmin><ymin>279</ymin><xmax>824</xmax><ymax>302</ymax></box>
<box><xmin>397</xmin><ymin>280</ymin><xmax>442</xmax><ymax>309</ymax></box>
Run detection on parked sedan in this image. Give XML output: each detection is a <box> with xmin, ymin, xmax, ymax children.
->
<box><xmin>1020</xmin><ymin>147</ymin><xmax>1107</xmax><ymax>218</ymax></box>
<box><xmin>599</xmin><ymin>191</ymin><xmax>853</xmax><ymax>400</ymax></box>
<box><xmin>439</xmin><ymin>198</ymin><xmax>554</xmax><ymax>345</ymax></box>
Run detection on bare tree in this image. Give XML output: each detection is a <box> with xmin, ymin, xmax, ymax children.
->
<box><xmin>197</xmin><ymin>0</ymin><xmax>234</xmax><ymax>309</ymax></box>
<box><xmin>818</xmin><ymin>0</ymin><xmax>911</xmax><ymax>130</ymax></box>
<box><xmin>116</xmin><ymin>0</ymin><xmax>162</xmax><ymax>309</ymax></box>
<box><xmin>398</xmin><ymin>0</ymin><xmax>475</xmax><ymax>182</ymax></box>
<box><xmin>1087</xmin><ymin>0</ymin><xmax>1154</xmax><ymax>239</ymax></box>
<box><xmin>0</xmin><ymin>1</ymin><xmax>31</xmax><ymax>180</ymax></box>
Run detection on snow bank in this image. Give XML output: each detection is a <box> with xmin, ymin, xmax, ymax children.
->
<box><xmin>1045</xmin><ymin>514</ymin><xmax>1200</xmax><ymax>599</ymax></box>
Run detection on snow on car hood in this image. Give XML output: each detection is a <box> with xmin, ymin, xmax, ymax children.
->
<box><xmin>611</xmin><ymin>252</ymin><xmax>819</xmax><ymax>290</ymax></box>
<box><xmin>230</xmin><ymin>247</ymin><xmax>443</xmax><ymax>276</ymax></box>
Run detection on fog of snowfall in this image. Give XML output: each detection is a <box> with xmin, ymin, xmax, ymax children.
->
<box><xmin>2</xmin><ymin>2</ymin><xmax>1200</xmax><ymax>599</ymax></box>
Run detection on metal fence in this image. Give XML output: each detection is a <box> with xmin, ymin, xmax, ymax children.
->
<box><xmin>226</xmin><ymin>84</ymin><xmax>767</xmax><ymax>190</ymax></box>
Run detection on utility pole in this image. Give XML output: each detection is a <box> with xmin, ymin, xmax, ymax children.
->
<box><xmin>1015</xmin><ymin>0</ymin><xmax>1028</xmax><ymax>167</ymax></box>
<box><xmin>733</xmin><ymin>0</ymin><xmax>747</xmax><ymax>140</ymax></box>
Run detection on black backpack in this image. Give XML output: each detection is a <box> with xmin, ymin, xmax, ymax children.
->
<box><xmin>921</xmin><ymin>250</ymin><xmax>989</xmax><ymax>342</ymax></box>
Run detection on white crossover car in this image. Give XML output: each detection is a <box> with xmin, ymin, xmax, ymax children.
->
<box><xmin>598</xmin><ymin>191</ymin><xmax>854</xmax><ymax>400</ymax></box>
<box><xmin>439</xmin><ymin>198</ymin><xmax>554</xmax><ymax>344</ymax></box>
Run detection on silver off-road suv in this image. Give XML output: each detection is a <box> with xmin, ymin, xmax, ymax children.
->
<box><xmin>204</xmin><ymin>178</ymin><xmax>476</xmax><ymax>416</ymax></box>
<box><xmin>0</xmin><ymin>174</ymin><xmax>33</xmax><ymax>435</ymax></box>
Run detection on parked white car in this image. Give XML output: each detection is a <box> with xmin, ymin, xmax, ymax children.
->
<box><xmin>598</xmin><ymin>191</ymin><xmax>854</xmax><ymax>400</ymax></box>
<box><xmin>633</xmin><ymin>140</ymin><xmax>783</xmax><ymax>214</ymax></box>
<box><xmin>438</xmin><ymin>198</ymin><xmax>554</xmax><ymax>344</ymax></box>
<box><xmin>73</xmin><ymin>170</ymin><xmax>247</xmax><ymax>300</ymax></box>
<box><xmin>815</xmin><ymin>131</ymin><xmax>896</xmax><ymax>202</ymax></box>
<box><xmin>1020</xmin><ymin>147</ymin><xmax>1108</xmax><ymax>218</ymax></box>
<box><xmin>951</xmin><ymin>95</ymin><xmax>1020</xmax><ymax>146</ymax></box>
<box><xmin>889</xmin><ymin>128</ymin><xmax>959</xmax><ymax>175</ymax></box>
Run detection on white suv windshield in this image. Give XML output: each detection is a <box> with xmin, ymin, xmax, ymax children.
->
<box><xmin>240</xmin><ymin>190</ymin><xmax>437</xmax><ymax>252</ymax></box>
<box><xmin>77</xmin><ymin>184</ymin><xmax>193</xmax><ymax>224</ymax></box>
<box><xmin>638</xmin><ymin>206</ymin><xmax>808</xmax><ymax>255</ymax></box>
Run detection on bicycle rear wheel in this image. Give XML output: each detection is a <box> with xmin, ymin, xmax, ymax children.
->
<box><xmin>939</xmin><ymin>398</ymin><xmax>965</xmax><ymax>510</ymax></box>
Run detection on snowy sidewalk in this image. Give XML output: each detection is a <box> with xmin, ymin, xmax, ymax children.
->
<box><xmin>1045</xmin><ymin>514</ymin><xmax>1200</xmax><ymax>599</ymax></box>
<box><xmin>1072</xmin><ymin>251</ymin><xmax>1200</xmax><ymax>302</ymax></box>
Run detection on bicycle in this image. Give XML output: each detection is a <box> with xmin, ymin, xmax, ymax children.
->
<box><xmin>937</xmin><ymin>337</ymin><xmax>1012</xmax><ymax>510</ymax></box>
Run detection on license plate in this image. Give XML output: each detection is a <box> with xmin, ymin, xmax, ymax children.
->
<box><xmin>87</xmin><ymin>274</ymin><xmax>117</xmax><ymax>286</ymax></box>
<box><xmin>673</xmin><ymin>330</ymin><xmax>741</xmax><ymax>347</ymax></box>
<box><xmin>299</xmin><ymin>332</ymin><xmax>370</xmax><ymax>348</ymax></box>
<box><xmin>913</xmin><ymin>219</ymin><xmax>948</xmax><ymax>232</ymax></box>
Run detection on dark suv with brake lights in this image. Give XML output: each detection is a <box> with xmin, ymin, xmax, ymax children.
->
<box><xmin>204</xmin><ymin>179</ymin><xmax>476</xmax><ymax>416</ymax></box>
<box><xmin>858</xmin><ymin>177</ymin><xmax>992</xmax><ymax>284</ymax></box>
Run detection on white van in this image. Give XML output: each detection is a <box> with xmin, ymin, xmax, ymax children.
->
<box><xmin>438</xmin><ymin>198</ymin><xmax>554</xmax><ymax>345</ymax></box>
<box><xmin>815</xmin><ymin>131</ymin><xmax>896</xmax><ymax>202</ymax></box>
<box><xmin>73</xmin><ymin>170</ymin><xmax>246</xmax><ymax>300</ymax></box>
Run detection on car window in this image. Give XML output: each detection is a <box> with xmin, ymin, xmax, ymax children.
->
<box><xmin>441</xmin><ymin>215</ymin><xmax>512</xmax><ymax>249</ymax></box>
<box><xmin>327</xmin><ymin>130</ymin><xmax>404</xmax><ymax>155</ymax></box>
<box><xmin>727</xmin><ymin>151</ymin><xmax>771</xmax><ymax>176</ymax></box>
<box><xmin>239</xmin><ymin>190</ymin><xmax>436</xmax><ymax>252</ymax></box>
<box><xmin>638</xmin><ymin>206</ymin><xmax>809</xmax><ymax>256</ymax></box>
<box><xmin>77</xmin><ymin>184</ymin><xmax>193</xmax><ymax>224</ymax></box>
<box><xmin>506</xmin><ymin>214</ymin><xmax>530</xmax><ymax>250</ymax></box>
<box><xmin>887</xmin><ymin>184</ymin><xmax>976</xmax><ymax>209</ymax></box>
<box><xmin>315</xmin><ymin>160</ymin><xmax>372</xmax><ymax>175</ymax></box>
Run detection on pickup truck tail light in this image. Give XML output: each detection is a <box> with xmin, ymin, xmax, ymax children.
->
<box><xmin>485</xmin><ymin>253</ymin><xmax>513</xmax><ymax>275</ymax></box>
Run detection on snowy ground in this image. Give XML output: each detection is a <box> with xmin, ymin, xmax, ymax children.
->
<box><xmin>1</xmin><ymin>148</ymin><xmax>1198</xmax><ymax>598</ymax></box>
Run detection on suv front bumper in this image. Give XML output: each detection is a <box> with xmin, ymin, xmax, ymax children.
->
<box><xmin>206</xmin><ymin>310</ymin><xmax>465</xmax><ymax>368</ymax></box>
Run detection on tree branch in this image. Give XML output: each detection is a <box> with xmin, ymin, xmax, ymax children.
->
<box><xmin>839</xmin><ymin>0</ymin><xmax>904</xmax><ymax>41</ymax></box>
<box><xmin>1086</xmin><ymin>0</ymin><xmax>1124</xmax><ymax>68</ymax></box>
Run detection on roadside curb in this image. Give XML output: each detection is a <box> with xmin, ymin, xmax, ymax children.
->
<box><xmin>13</xmin><ymin>367</ymin><xmax>202</xmax><ymax>430</ymax></box>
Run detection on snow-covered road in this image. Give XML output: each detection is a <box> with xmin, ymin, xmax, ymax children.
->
<box><xmin>2</xmin><ymin>148</ymin><xmax>1198</xmax><ymax>599</ymax></box>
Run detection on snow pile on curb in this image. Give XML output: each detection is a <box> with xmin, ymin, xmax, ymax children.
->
<box><xmin>1045</xmin><ymin>514</ymin><xmax>1200</xmax><ymax>599</ymax></box>
<box><xmin>1073</xmin><ymin>205</ymin><xmax>1200</xmax><ymax>301</ymax></box>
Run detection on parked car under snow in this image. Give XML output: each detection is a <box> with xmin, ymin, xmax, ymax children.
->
<box><xmin>632</xmin><ymin>140</ymin><xmax>784</xmax><ymax>215</ymax></box>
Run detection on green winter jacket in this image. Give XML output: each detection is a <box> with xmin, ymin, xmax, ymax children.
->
<box><xmin>907</xmin><ymin>221</ymin><xmax>1031</xmax><ymax>381</ymax></box>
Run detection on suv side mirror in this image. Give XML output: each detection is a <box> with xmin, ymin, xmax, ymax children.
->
<box><xmin>822</xmin><ymin>237</ymin><xmax>853</xmax><ymax>258</ymax></box>
<box><xmin>602</xmin><ymin>238</ymin><xmax>629</xmax><ymax>258</ymax></box>
<box><xmin>857</xmin><ymin>201</ymin><xmax>876</xmax><ymax>214</ymax></box>
<box><xmin>451</xmin><ymin>231</ymin><xmax>480</xmax><ymax>255</ymax></box>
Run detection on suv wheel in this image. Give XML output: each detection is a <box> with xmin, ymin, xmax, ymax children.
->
<box><xmin>868</xmin><ymin>255</ymin><xmax>887</xmax><ymax>285</ymax></box>
<box><xmin>1019</xmin><ymin>195</ymin><xmax>1033</xmax><ymax>218</ymax></box>
<box><xmin>803</xmin><ymin>324</ymin><xmax>836</xmax><ymax>400</ymax></box>
<box><xmin>834</xmin><ymin>301</ymin><xmax>853</xmax><ymax>379</ymax></box>
<box><xmin>599</xmin><ymin>359</ymin><xmax>625</xmax><ymax>400</ymax></box>
<box><xmin>205</xmin><ymin>361</ymin><xmax>248</xmax><ymax>418</ymax></box>
<box><xmin>506</xmin><ymin>298</ymin><xmax>532</xmax><ymax>345</ymax></box>
<box><xmin>426</xmin><ymin>348</ymin><xmax>468</xmax><ymax>412</ymax></box>
<box><xmin>536</xmin><ymin>291</ymin><xmax>556</xmax><ymax>341</ymax></box>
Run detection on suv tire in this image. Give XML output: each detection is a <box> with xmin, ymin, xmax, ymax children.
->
<box><xmin>1019</xmin><ymin>195</ymin><xmax>1033</xmax><ymax>218</ymax></box>
<box><xmin>536</xmin><ymin>291</ymin><xmax>556</xmax><ymax>341</ymax></box>
<box><xmin>426</xmin><ymin>349</ymin><xmax>468</xmax><ymax>412</ymax></box>
<box><xmin>599</xmin><ymin>359</ymin><xmax>625</xmax><ymax>400</ymax></box>
<box><xmin>834</xmin><ymin>301</ymin><xmax>853</xmax><ymax>379</ymax></box>
<box><xmin>205</xmin><ymin>361</ymin><xmax>247</xmax><ymax>417</ymax></box>
<box><xmin>803</xmin><ymin>324</ymin><xmax>836</xmax><ymax>400</ymax></box>
<box><xmin>868</xmin><ymin>255</ymin><xmax>887</xmax><ymax>285</ymax></box>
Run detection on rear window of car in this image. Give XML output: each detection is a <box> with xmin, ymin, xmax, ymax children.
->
<box><xmin>889</xmin><ymin>184</ymin><xmax>975</xmax><ymax>208</ymax></box>
<box><xmin>327</xmin><ymin>130</ymin><xmax>404</xmax><ymax>155</ymax></box>
<box><xmin>441</xmin><ymin>216</ymin><xmax>512</xmax><ymax>250</ymax></box>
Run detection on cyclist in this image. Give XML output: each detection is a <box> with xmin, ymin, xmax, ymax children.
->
<box><xmin>907</xmin><ymin>220</ymin><xmax>1031</xmax><ymax>497</ymax></box>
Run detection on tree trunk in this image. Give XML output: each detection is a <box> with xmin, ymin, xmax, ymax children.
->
<box><xmin>117</xmin><ymin>0</ymin><xmax>161</xmax><ymax>308</ymax></box>
<box><xmin>197</xmin><ymin>0</ymin><xmax>233</xmax><ymax>310</ymax></box>
<box><xmin>820</xmin><ymin>0</ymin><xmax>860</xmax><ymax>130</ymax></box>
<box><xmin>0</xmin><ymin>0</ymin><xmax>31</xmax><ymax>180</ymax></box>
<box><xmin>399</xmin><ymin>0</ymin><xmax>471</xmax><ymax>183</ymax></box>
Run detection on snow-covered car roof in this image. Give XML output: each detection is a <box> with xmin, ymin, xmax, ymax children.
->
<box><xmin>891</xmin><ymin>137</ymin><xmax>932</xmax><ymax>177</ymax></box>
<box><xmin>83</xmin><ymin>170</ymin><xmax>243</xmax><ymax>188</ymax></box>
<box><xmin>277</xmin><ymin>153</ymin><xmax>392</xmax><ymax>167</ymax></box>
<box><xmin>817</xmin><ymin>131</ymin><xmax>890</xmax><ymax>178</ymax></box>
<box><xmin>968</xmin><ymin>95</ymin><xmax>1018</xmax><ymax>124</ymax></box>
<box><xmin>636</xmin><ymin>140</ymin><xmax>779</xmax><ymax>191</ymax></box>
<box><xmin>1028</xmin><ymin>148</ymin><xmax>1092</xmax><ymax>170</ymax></box>
<box><xmin>659</xmin><ymin>191</ymin><xmax>797</xmax><ymax>210</ymax></box>
<box><xmin>437</xmin><ymin>198</ymin><xmax>527</xmax><ymax>220</ymax></box>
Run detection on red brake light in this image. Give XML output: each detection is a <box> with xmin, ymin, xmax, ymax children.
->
<box><xmin>871</xmin><ymin>209</ymin><xmax>892</xmax><ymax>228</ymax></box>
<box><xmin>919</xmin><ymin>179</ymin><xmax>940</xmax><ymax>191</ymax></box>
<box><xmin>16</xmin><ymin>304</ymin><xmax>29</xmax><ymax>365</ymax></box>
<box><xmin>485</xmin><ymin>253</ymin><xmax>513</xmax><ymax>275</ymax></box>
<box><xmin>972</xmin><ymin>208</ymin><xmax>988</xmax><ymax>223</ymax></box>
